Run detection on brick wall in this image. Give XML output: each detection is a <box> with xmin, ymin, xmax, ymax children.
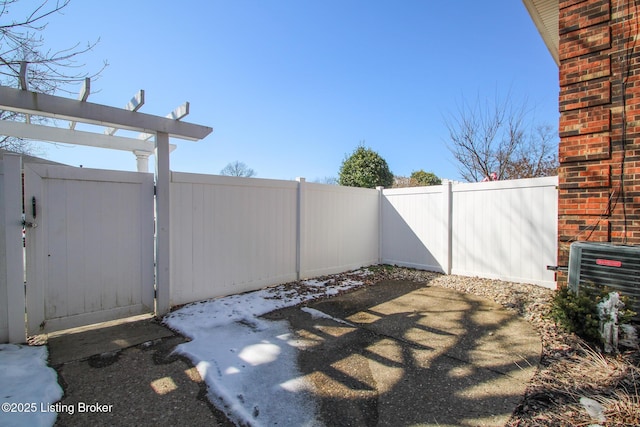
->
<box><xmin>558</xmin><ymin>0</ymin><xmax>640</xmax><ymax>284</ymax></box>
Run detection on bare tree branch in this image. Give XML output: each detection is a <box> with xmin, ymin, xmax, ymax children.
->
<box><xmin>220</xmin><ymin>161</ymin><xmax>256</xmax><ymax>177</ymax></box>
<box><xmin>444</xmin><ymin>94</ymin><xmax>558</xmax><ymax>182</ymax></box>
<box><xmin>0</xmin><ymin>0</ymin><xmax>107</xmax><ymax>153</ymax></box>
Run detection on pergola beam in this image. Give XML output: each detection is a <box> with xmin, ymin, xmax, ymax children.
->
<box><xmin>0</xmin><ymin>85</ymin><xmax>212</xmax><ymax>141</ymax></box>
<box><xmin>167</xmin><ymin>102</ymin><xmax>189</xmax><ymax>120</ymax></box>
<box><xmin>0</xmin><ymin>120</ymin><xmax>176</xmax><ymax>153</ymax></box>
<box><xmin>138</xmin><ymin>102</ymin><xmax>190</xmax><ymax>141</ymax></box>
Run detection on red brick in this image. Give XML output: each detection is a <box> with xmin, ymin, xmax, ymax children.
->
<box><xmin>559</xmin><ymin>24</ymin><xmax>611</xmax><ymax>61</ymax></box>
<box><xmin>559</xmin><ymin>189</ymin><xmax>611</xmax><ymax>215</ymax></box>
<box><xmin>560</xmin><ymin>0</ymin><xmax>610</xmax><ymax>34</ymax></box>
<box><xmin>559</xmin><ymin>106</ymin><xmax>610</xmax><ymax>136</ymax></box>
<box><xmin>560</xmin><ymin>0</ymin><xmax>588</xmax><ymax>8</ymax></box>
<box><xmin>559</xmin><ymin>133</ymin><xmax>611</xmax><ymax>162</ymax></box>
<box><xmin>560</xmin><ymin>54</ymin><xmax>610</xmax><ymax>86</ymax></box>
<box><xmin>557</xmin><ymin>0</ymin><xmax>640</xmax><ymax>281</ymax></box>
<box><xmin>558</xmin><ymin>217</ymin><xmax>611</xmax><ymax>240</ymax></box>
<box><xmin>560</xmin><ymin>163</ymin><xmax>611</xmax><ymax>188</ymax></box>
<box><xmin>560</xmin><ymin>79</ymin><xmax>611</xmax><ymax>111</ymax></box>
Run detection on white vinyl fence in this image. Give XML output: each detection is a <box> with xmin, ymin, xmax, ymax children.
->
<box><xmin>451</xmin><ymin>178</ymin><xmax>557</xmax><ymax>286</ymax></box>
<box><xmin>299</xmin><ymin>180</ymin><xmax>379</xmax><ymax>278</ymax></box>
<box><xmin>170</xmin><ymin>174</ymin><xmax>380</xmax><ymax>305</ymax></box>
<box><xmin>23</xmin><ymin>164</ymin><xmax>155</xmax><ymax>335</ymax></box>
<box><xmin>171</xmin><ymin>174</ymin><xmax>557</xmax><ymax>307</ymax></box>
<box><xmin>382</xmin><ymin>177</ymin><xmax>558</xmax><ymax>288</ymax></box>
<box><xmin>1</xmin><ymin>158</ymin><xmax>558</xmax><ymax>343</ymax></box>
<box><xmin>382</xmin><ymin>183</ymin><xmax>451</xmax><ymax>274</ymax></box>
<box><xmin>170</xmin><ymin>173</ymin><xmax>299</xmax><ymax>305</ymax></box>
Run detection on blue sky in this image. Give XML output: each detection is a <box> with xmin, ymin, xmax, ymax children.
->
<box><xmin>26</xmin><ymin>0</ymin><xmax>558</xmax><ymax>182</ymax></box>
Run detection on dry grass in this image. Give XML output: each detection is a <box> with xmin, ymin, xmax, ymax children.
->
<box><xmin>501</xmin><ymin>324</ymin><xmax>638</xmax><ymax>427</ymax></box>
<box><xmin>543</xmin><ymin>345</ymin><xmax>633</xmax><ymax>393</ymax></box>
<box><xmin>520</xmin><ymin>345</ymin><xmax>640</xmax><ymax>426</ymax></box>
<box><xmin>599</xmin><ymin>388</ymin><xmax>640</xmax><ymax>426</ymax></box>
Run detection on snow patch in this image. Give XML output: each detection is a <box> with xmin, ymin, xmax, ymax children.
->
<box><xmin>164</xmin><ymin>272</ymin><xmax>368</xmax><ymax>426</ymax></box>
<box><xmin>0</xmin><ymin>344</ymin><xmax>63</xmax><ymax>427</ymax></box>
<box><xmin>239</xmin><ymin>342</ymin><xmax>281</xmax><ymax>366</ymax></box>
<box><xmin>301</xmin><ymin>307</ymin><xmax>354</xmax><ymax>326</ymax></box>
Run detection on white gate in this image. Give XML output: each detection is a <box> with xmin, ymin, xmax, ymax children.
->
<box><xmin>24</xmin><ymin>163</ymin><xmax>155</xmax><ymax>335</ymax></box>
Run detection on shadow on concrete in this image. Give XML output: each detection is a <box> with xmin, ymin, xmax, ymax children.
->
<box><xmin>46</xmin><ymin>314</ymin><xmax>173</xmax><ymax>366</ymax></box>
<box><xmin>265</xmin><ymin>279</ymin><xmax>541</xmax><ymax>427</ymax></box>
<box><xmin>46</xmin><ymin>278</ymin><xmax>540</xmax><ymax>427</ymax></box>
<box><xmin>47</xmin><ymin>317</ymin><xmax>233</xmax><ymax>427</ymax></box>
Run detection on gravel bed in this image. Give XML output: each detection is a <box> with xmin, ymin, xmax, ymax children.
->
<box><xmin>353</xmin><ymin>266</ymin><xmax>640</xmax><ymax>427</ymax></box>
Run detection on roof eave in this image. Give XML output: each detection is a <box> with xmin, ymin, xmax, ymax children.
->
<box><xmin>522</xmin><ymin>0</ymin><xmax>560</xmax><ymax>66</ymax></box>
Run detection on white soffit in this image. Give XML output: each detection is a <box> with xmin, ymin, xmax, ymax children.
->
<box><xmin>522</xmin><ymin>0</ymin><xmax>559</xmax><ymax>66</ymax></box>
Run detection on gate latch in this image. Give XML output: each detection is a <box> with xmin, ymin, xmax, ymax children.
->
<box><xmin>22</xmin><ymin>219</ymin><xmax>37</xmax><ymax>228</ymax></box>
<box><xmin>22</xmin><ymin>196</ymin><xmax>37</xmax><ymax>228</ymax></box>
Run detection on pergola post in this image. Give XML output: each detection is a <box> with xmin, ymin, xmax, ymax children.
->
<box><xmin>133</xmin><ymin>150</ymin><xmax>151</xmax><ymax>173</ymax></box>
<box><xmin>154</xmin><ymin>131</ymin><xmax>171</xmax><ymax>316</ymax></box>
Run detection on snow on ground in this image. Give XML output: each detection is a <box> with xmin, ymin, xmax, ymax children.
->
<box><xmin>300</xmin><ymin>307</ymin><xmax>355</xmax><ymax>326</ymax></box>
<box><xmin>163</xmin><ymin>270</ymin><xmax>371</xmax><ymax>426</ymax></box>
<box><xmin>0</xmin><ymin>269</ymin><xmax>371</xmax><ymax>427</ymax></box>
<box><xmin>0</xmin><ymin>344</ymin><xmax>63</xmax><ymax>427</ymax></box>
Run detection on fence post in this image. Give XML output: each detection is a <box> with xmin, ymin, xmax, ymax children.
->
<box><xmin>376</xmin><ymin>186</ymin><xmax>384</xmax><ymax>264</ymax></box>
<box><xmin>155</xmin><ymin>132</ymin><xmax>171</xmax><ymax>316</ymax></box>
<box><xmin>1</xmin><ymin>154</ymin><xmax>26</xmax><ymax>343</ymax></box>
<box><xmin>442</xmin><ymin>180</ymin><xmax>453</xmax><ymax>275</ymax></box>
<box><xmin>296</xmin><ymin>177</ymin><xmax>305</xmax><ymax>280</ymax></box>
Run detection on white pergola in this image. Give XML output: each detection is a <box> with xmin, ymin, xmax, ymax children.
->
<box><xmin>0</xmin><ymin>79</ymin><xmax>208</xmax><ymax>172</ymax></box>
<box><xmin>0</xmin><ymin>81</ymin><xmax>213</xmax><ymax>315</ymax></box>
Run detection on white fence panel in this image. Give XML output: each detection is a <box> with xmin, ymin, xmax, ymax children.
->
<box><xmin>381</xmin><ymin>177</ymin><xmax>557</xmax><ymax>288</ymax></box>
<box><xmin>300</xmin><ymin>182</ymin><xmax>379</xmax><ymax>278</ymax></box>
<box><xmin>451</xmin><ymin>177</ymin><xmax>558</xmax><ymax>288</ymax></box>
<box><xmin>170</xmin><ymin>173</ymin><xmax>298</xmax><ymax>305</ymax></box>
<box><xmin>381</xmin><ymin>185</ymin><xmax>449</xmax><ymax>272</ymax></box>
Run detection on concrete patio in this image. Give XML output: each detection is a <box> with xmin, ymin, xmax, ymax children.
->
<box><xmin>48</xmin><ymin>279</ymin><xmax>541</xmax><ymax>426</ymax></box>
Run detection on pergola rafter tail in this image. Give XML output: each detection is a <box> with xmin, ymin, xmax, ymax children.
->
<box><xmin>0</xmin><ymin>85</ymin><xmax>212</xmax><ymax>141</ymax></box>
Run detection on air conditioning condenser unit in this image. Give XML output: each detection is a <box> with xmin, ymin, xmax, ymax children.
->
<box><xmin>568</xmin><ymin>241</ymin><xmax>640</xmax><ymax>320</ymax></box>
